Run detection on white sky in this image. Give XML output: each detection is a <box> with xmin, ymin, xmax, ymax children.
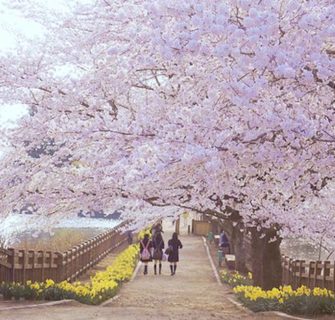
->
<box><xmin>0</xmin><ymin>2</ymin><xmax>41</xmax><ymax>126</ymax></box>
<box><xmin>0</xmin><ymin>1</ymin><xmax>48</xmax><ymax>52</ymax></box>
<box><xmin>0</xmin><ymin>0</ymin><xmax>91</xmax><ymax>126</ymax></box>
<box><xmin>0</xmin><ymin>0</ymin><xmax>88</xmax><ymax>152</ymax></box>
<box><xmin>0</xmin><ymin>104</ymin><xmax>27</xmax><ymax>127</ymax></box>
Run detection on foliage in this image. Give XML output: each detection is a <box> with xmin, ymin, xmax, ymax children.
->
<box><xmin>136</xmin><ymin>221</ymin><xmax>162</xmax><ymax>242</ymax></box>
<box><xmin>234</xmin><ymin>285</ymin><xmax>335</xmax><ymax>315</ymax></box>
<box><xmin>0</xmin><ymin>282</ymin><xmax>13</xmax><ymax>300</ymax></box>
<box><xmin>220</xmin><ymin>270</ymin><xmax>253</xmax><ymax>287</ymax></box>
<box><xmin>137</xmin><ymin>225</ymin><xmax>153</xmax><ymax>241</ymax></box>
<box><xmin>0</xmin><ymin>1</ymin><xmax>335</xmax><ymax>258</ymax></box>
<box><xmin>0</xmin><ymin>244</ymin><xmax>139</xmax><ymax>304</ymax></box>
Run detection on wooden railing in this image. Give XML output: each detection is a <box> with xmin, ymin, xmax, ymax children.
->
<box><xmin>243</xmin><ymin>238</ymin><xmax>335</xmax><ymax>290</ymax></box>
<box><xmin>0</xmin><ymin>221</ymin><xmax>128</xmax><ymax>283</ymax></box>
<box><xmin>282</xmin><ymin>256</ymin><xmax>335</xmax><ymax>290</ymax></box>
<box><xmin>202</xmin><ymin>223</ymin><xmax>335</xmax><ymax>290</ymax></box>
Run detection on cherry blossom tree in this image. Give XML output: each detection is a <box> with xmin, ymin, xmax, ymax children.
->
<box><xmin>0</xmin><ymin>0</ymin><xmax>335</xmax><ymax>288</ymax></box>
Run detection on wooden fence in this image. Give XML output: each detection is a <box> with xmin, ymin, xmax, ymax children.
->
<box><xmin>202</xmin><ymin>221</ymin><xmax>335</xmax><ymax>290</ymax></box>
<box><xmin>282</xmin><ymin>256</ymin><xmax>335</xmax><ymax>290</ymax></box>
<box><xmin>244</xmin><ymin>238</ymin><xmax>335</xmax><ymax>290</ymax></box>
<box><xmin>0</xmin><ymin>221</ymin><xmax>129</xmax><ymax>283</ymax></box>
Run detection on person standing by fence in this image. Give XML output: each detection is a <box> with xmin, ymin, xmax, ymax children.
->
<box><xmin>140</xmin><ymin>234</ymin><xmax>153</xmax><ymax>275</ymax></box>
<box><xmin>219</xmin><ymin>230</ymin><xmax>230</xmax><ymax>255</ymax></box>
<box><xmin>152</xmin><ymin>232</ymin><xmax>164</xmax><ymax>275</ymax></box>
<box><xmin>207</xmin><ymin>230</ymin><xmax>214</xmax><ymax>244</ymax></box>
<box><xmin>167</xmin><ymin>232</ymin><xmax>183</xmax><ymax>276</ymax></box>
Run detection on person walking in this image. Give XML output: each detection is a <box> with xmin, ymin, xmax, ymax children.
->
<box><xmin>127</xmin><ymin>230</ymin><xmax>133</xmax><ymax>245</ymax></box>
<box><xmin>167</xmin><ymin>232</ymin><xmax>183</xmax><ymax>275</ymax></box>
<box><xmin>219</xmin><ymin>230</ymin><xmax>230</xmax><ymax>255</ymax></box>
<box><xmin>140</xmin><ymin>233</ymin><xmax>153</xmax><ymax>275</ymax></box>
<box><xmin>151</xmin><ymin>222</ymin><xmax>163</xmax><ymax>238</ymax></box>
<box><xmin>152</xmin><ymin>231</ymin><xmax>164</xmax><ymax>275</ymax></box>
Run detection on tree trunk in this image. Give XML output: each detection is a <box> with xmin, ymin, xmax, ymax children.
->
<box><xmin>231</xmin><ymin>224</ymin><xmax>248</xmax><ymax>273</ymax></box>
<box><xmin>251</xmin><ymin>229</ymin><xmax>264</xmax><ymax>287</ymax></box>
<box><xmin>251</xmin><ymin>227</ymin><xmax>282</xmax><ymax>290</ymax></box>
<box><xmin>223</xmin><ymin>219</ymin><xmax>248</xmax><ymax>273</ymax></box>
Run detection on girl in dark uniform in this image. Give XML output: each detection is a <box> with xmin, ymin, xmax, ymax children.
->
<box><xmin>167</xmin><ymin>232</ymin><xmax>183</xmax><ymax>275</ymax></box>
<box><xmin>152</xmin><ymin>232</ymin><xmax>164</xmax><ymax>275</ymax></box>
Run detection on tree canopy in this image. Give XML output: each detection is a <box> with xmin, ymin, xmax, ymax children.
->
<box><xmin>0</xmin><ymin>0</ymin><xmax>335</xmax><ymax>243</ymax></box>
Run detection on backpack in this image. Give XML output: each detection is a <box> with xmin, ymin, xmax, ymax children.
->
<box><xmin>140</xmin><ymin>240</ymin><xmax>151</xmax><ymax>260</ymax></box>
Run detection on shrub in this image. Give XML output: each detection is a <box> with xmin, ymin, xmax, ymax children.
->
<box><xmin>10</xmin><ymin>283</ymin><xmax>25</xmax><ymax>300</ymax></box>
<box><xmin>43</xmin><ymin>286</ymin><xmax>67</xmax><ymax>301</ymax></box>
<box><xmin>0</xmin><ymin>282</ymin><xmax>13</xmax><ymax>300</ymax></box>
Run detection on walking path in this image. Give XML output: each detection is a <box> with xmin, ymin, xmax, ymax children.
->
<box><xmin>0</xmin><ymin>223</ymin><xmax>286</xmax><ymax>320</ymax></box>
<box><xmin>106</xmin><ymin>231</ymin><xmax>250</xmax><ymax>319</ymax></box>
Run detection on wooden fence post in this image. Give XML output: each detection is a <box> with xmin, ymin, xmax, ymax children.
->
<box><xmin>40</xmin><ymin>251</ymin><xmax>45</xmax><ymax>281</ymax></box>
<box><xmin>323</xmin><ymin>261</ymin><xmax>330</xmax><ymax>289</ymax></box>
<box><xmin>313</xmin><ymin>261</ymin><xmax>319</xmax><ymax>289</ymax></box>
<box><xmin>29</xmin><ymin>250</ymin><xmax>35</xmax><ymax>283</ymax></box>
<box><xmin>8</xmin><ymin>248</ymin><xmax>15</xmax><ymax>282</ymax></box>
<box><xmin>21</xmin><ymin>250</ymin><xmax>26</xmax><ymax>283</ymax></box>
<box><xmin>288</xmin><ymin>258</ymin><xmax>293</xmax><ymax>288</ymax></box>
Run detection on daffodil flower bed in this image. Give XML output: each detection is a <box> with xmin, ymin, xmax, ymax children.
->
<box><xmin>220</xmin><ymin>270</ymin><xmax>253</xmax><ymax>287</ymax></box>
<box><xmin>0</xmin><ymin>244</ymin><xmax>139</xmax><ymax>305</ymax></box>
<box><xmin>220</xmin><ymin>270</ymin><xmax>335</xmax><ymax>315</ymax></box>
<box><xmin>234</xmin><ymin>285</ymin><xmax>335</xmax><ymax>315</ymax></box>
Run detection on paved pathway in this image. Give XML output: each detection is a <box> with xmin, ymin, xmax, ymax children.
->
<box><xmin>0</xmin><ymin>224</ymin><xmax>286</xmax><ymax>320</ymax></box>
<box><xmin>107</xmin><ymin>231</ymin><xmax>248</xmax><ymax>319</ymax></box>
